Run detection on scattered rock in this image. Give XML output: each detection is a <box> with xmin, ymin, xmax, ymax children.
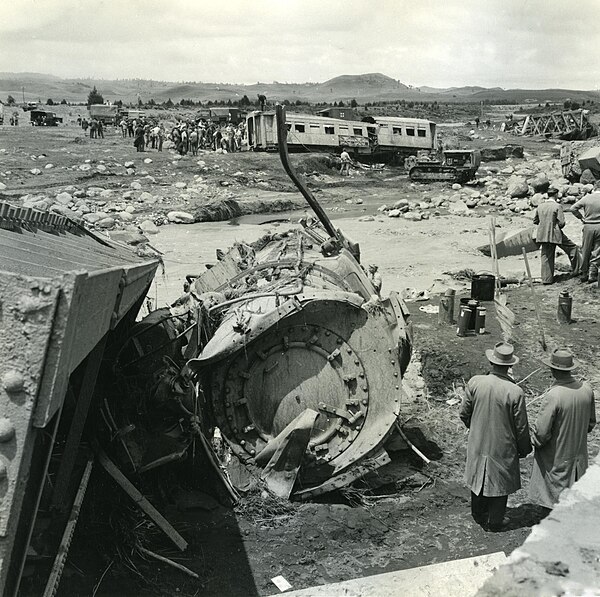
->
<box><xmin>174</xmin><ymin>182</ymin><xmax>187</xmax><ymax>189</ymax></box>
<box><xmin>448</xmin><ymin>200</ymin><xmax>470</xmax><ymax>215</ymax></box>
<box><xmin>167</xmin><ymin>211</ymin><xmax>195</xmax><ymax>224</ymax></box>
<box><xmin>55</xmin><ymin>192</ymin><xmax>73</xmax><ymax>205</ymax></box>
<box><xmin>139</xmin><ymin>219</ymin><xmax>160</xmax><ymax>234</ymax></box>
<box><xmin>96</xmin><ymin>217</ymin><xmax>116</xmax><ymax>229</ymax></box>
<box><xmin>144</xmin><ymin>158</ymin><xmax>153</xmax><ymax>164</ymax></box>
<box><xmin>130</xmin><ymin>182</ymin><xmax>142</xmax><ymax>190</ymax></box>
<box><xmin>507</xmin><ymin>178</ymin><xmax>529</xmax><ymax>198</ymax></box>
<box><xmin>30</xmin><ymin>168</ymin><xmax>42</xmax><ymax>175</ymax></box>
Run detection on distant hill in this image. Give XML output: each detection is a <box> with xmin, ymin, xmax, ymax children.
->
<box><xmin>0</xmin><ymin>72</ymin><xmax>598</xmax><ymax>105</ymax></box>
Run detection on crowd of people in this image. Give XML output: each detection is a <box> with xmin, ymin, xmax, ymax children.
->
<box><xmin>77</xmin><ymin>116</ymin><xmax>105</xmax><ymax>138</ymax></box>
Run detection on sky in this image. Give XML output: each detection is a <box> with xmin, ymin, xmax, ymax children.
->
<box><xmin>1</xmin><ymin>0</ymin><xmax>599</xmax><ymax>89</ymax></box>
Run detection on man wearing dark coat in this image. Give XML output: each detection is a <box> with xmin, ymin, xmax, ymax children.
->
<box><xmin>529</xmin><ymin>348</ymin><xmax>596</xmax><ymax>510</ymax></box>
<box><xmin>533</xmin><ymin>188</ymin><xmax>580</xmax><ymax>284</ymax></box>
<box><xmin>460</xmin><ymin>342</ymin><xmax>532</xmax><ymax>531</ymax></box>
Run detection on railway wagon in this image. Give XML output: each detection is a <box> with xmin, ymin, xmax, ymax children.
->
<box><xmin>246</xmin><ymin>110</ymin><xmax>436</xmax><ymax>160</ymax></box>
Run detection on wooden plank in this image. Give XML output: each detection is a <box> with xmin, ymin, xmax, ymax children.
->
<box><xmin>96</xmin><ymin>449</ymin><xmax>188</xmax><ymax>551</ymax></box>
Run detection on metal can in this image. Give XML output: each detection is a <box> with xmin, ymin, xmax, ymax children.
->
<box><xmin>475</xmin><ymin>306</ymin><xmax>486</xmax><ymax>334</ymax></box>
<box><xmin>438</xmin><ymin>288</ymin><xmax>456</xmax><ymax>325</ymax></box>
<box><xmin>456</xmin><ymin>305</ymin><xmax>472</xmax><ymax>337</ymax></box>
<box><xmin>557</xmin><ymin>290</ymin><xmax>572</xmax><ymax>324</ymax></box>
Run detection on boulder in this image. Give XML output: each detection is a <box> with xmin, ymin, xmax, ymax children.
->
<box><xmin>167</xmin><ymin>211</ymin><xmax>195</xmax><ymax>224</ymax></box>
<box><xmin>78</xmin><ymin>164</ymin><xmax>91</xmax><ymax>172</ymax></box>
<box><xmin>96</xmin><ymin>217</ymin><xmax>116</xmax><ymax>229</ymax></box>
<box><xmin>96</xmin><ymin>164</ymin><xmax>107</xmax><ymax>172</ymax></box>
<box><xmin>507</xmin><ymin>178</ymin><xmax>529</xmax><ymax>198</ymax></box>
<box><xmin>139</xmin><ymin>219</ymin><xmax>160</xmax><ymax>234</ymax></box>
<box><xmin>124</xmin><ymin>161</ymin><xmax>135</xmax><ymax>168</ymax></box>
<box><xmin>448</xmin><ymin>200</ymin><xmax>470</xmax><ymax>214</ymax></box>
<box><xmin>55</xmin><ymin>192</ymin><xmax>73</xmax><ymax>205</ymax></box>
<box><xmin>139</xmin><ymin>191</ymin><xmax>154</xmax><ymax>202</ymax></box>
<box><xmin>580</xmin><ymin>169</ymin><xmax>597</xmax><ymax>185</ymax></box>
<box><xmin>392</xmin><ymin>199</ymin><xmax>409</xmax><ymax>209</ymax></box>
<box><xmin>143</xmin><ymin>158</ymin><xmax>153</xmax><ymax>164</ymax></box>
<box><xmin>45</xmin><ymin>163</ymin><xmax>54</xmax><ymax>169</ymax></box>
<box><xmin>115</xmin><ymin>211</ymin><xmax>134</xmax><ymax>222</ymax></box>
<box><xmin>30</xmin><ymin>168</ymin><xmax>42</xmax><ymax>175</ymax></box>
<box><xmin>528</xmin><ymin>174</ymin><xmax>550</xmax><ymax>193</ymax></box>
<box><xmin>130</xmin><ymin>182</ymin><xmax>142</xmax><ymax>190</ymax></box>
<box><xmin>514</xmin><ymin>199</ymin><xmax>530</xmax><ymax>211</ymax></box>
<box><xmin>82</xmin><ymin>213</ymin><xmax>103</xmax><ymax>224</ymax></box>
<box><xmin>387</xmin><ymin>209</ymin><xmax>402</xmax><ymax>218</ymax></box>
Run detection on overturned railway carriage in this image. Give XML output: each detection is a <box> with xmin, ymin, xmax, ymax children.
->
<box><xmin>184</xmin><ymin>223</ymin><xmax>413</xmax><ymax>498</ymax></box>
<box><xmin>0</xmin><ymin>204</ymin><xmax>159</xmax><ymax>595</ymax></box>
<box><xmin>246</xmin><ymin>110</ymin><xmax>436</xmax><ymax>161</ymax></box>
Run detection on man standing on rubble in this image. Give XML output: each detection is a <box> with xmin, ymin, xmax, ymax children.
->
<box><xmin>529</xmin><ymin>348</ymin><xmax>596</xmax><ymax>510</ymax></box>
<box><xmin>570</xmin><ymin>181</ymin><xmax>600</xmax><ymax>283</ymax></box>
<box><xmin>460</xmin><ymin>342</ymin><xmax>531</xmax><ymax>531</ymax></box>
<box><xmin>533</xmin><ymin>187</ymin><xmax>581</xmax><ymax>284</ymax></box>
<box><xmin>340</xmin><ymin>147</ymin><xmax>351</xmax><ymax>176</ymax></box>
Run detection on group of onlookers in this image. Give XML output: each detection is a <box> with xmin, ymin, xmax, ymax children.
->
<box><xmin>78</xmin><ymin>117</ymin><xmax>104</xmax><ymax>139</ymax></box>
<box><xmin>169</xmin><ymin>120</ymin><xmax>246</xmax><ymax>156</ymax></box>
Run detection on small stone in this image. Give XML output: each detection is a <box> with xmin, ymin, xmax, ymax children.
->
<box><xmin>174</xmin><ymin>182</ymin><xmax>187</xmax><ymax>189</ymax></box>
<box><xmin>130</xmin><ymin>182</ymin><xmax>142</xmax><ymax>190</ymax></box>
<box><xmin>96</xmin><ymin>164</ymin><xmax>107</xmax><ymax>172</ymax></box>
<box><xmin>30</xmin><ymin>168</ymin><xmax>42</xmax><ymax>175</ymax></box>
<box><xmin>78</xmin><ymin>164</ymin><xmax>91</xmax><ymax>171</ymax></box>
<box><xmin>144</xmin><ymin>158</ymin><xmax>153</xmax><ymax>164</ymax></box>
<box><xmin>45</xmin><ymin>163</ymin><xmax>54</xmax><ymax>169</ymax></box>
<box><xmin>452</xmin><ymin>183</ymin><xmax>462</xmax><ymax>190</ymax></box>
<box><xmin>124</xmin><ymin>161</ymin><xmax>135</xmax><ymax>168</ymax></box>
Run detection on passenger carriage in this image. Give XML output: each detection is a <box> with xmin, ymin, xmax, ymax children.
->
<box><xmin>246</xmin><ymin>110</ymin><xmax>437</xmax><ymax>162</ymax></box>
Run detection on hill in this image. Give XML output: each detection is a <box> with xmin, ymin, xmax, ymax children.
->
<box><xmin>0</xmin><ymin>72</ymin><xmax>598</xmax><ymax>106</ymax></box>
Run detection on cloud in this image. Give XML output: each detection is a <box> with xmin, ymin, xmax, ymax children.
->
<box><xmin>0</xmin><ymin>0</ymin><xmax>599</xmax><ymax>88</ymax></box>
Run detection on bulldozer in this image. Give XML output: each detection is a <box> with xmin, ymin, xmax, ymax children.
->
<box><xmin>408</xmin><ymin>149</ymin><xmax>481</xmax><ymax>183</ymax></box>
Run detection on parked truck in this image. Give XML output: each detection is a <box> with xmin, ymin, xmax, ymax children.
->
<box><xmin>88</xmin><ymin>103</ymin><xmax>119</xmax><ymax>125</ymax></box>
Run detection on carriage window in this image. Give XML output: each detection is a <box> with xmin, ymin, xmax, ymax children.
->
<box><xmin>339</xmin><ymin>126</ymin><xmax>349</xmax><ymax>132</ymax></box>
<box><xmin>286</xmin><ymin>123</ymin><xmax>291</xmax><ymax>131</ymax></box>
<box><xmin>417</xmin><ymin>129</ymin><xmax>427</xmax><ymax>137</ymax></box>
<box><xmin>339</xmin><ymin>112</ymin><xmax>345</xmax><ymax>118</ymax></box>
<box><xmin>353</xmin><ymin>128</ymin><xmax>363</xmax><ymax>135</ymax></box>
<box><xmin>392</xmin><ymin>127</ymin><xmax>402</xmax><ymax>135</ymax></box>
<box><xmin>310</xmin><ymin>123</ymin><xmax>320</xmax><ymax>129</ymax></box>
<box><xmin>294</xmin><ymin>124</ymin><xmax>305</xmax><ymax>133</ymax></box>
<box><xmin>406</xmin><ymin>127</ymin><xmax>415</xmax><ymax>136</ymax></box>
<box><xmin>324</xmin><ymin>126</ymin><xmax>335</xmax><ymax>134</ymax></box>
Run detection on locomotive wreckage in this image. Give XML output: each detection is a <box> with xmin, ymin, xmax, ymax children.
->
<box><xmin>110</xmin><ymin>106</ymin><xmax>413</xmax><ymax>500</ymax></box>
<box><xmin>0</xmin><ymin>105</ymin><xmax>412</xmax><ymax>594</ymax></box>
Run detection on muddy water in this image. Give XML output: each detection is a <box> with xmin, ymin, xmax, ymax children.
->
<box><xmin>151</xmin><ymin>210</ymin><xmax>583</xmax><ymax>307</ymax></box>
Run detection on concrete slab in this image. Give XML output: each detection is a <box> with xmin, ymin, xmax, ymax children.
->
<box><xmin>478</xmin><ymin>453</ymin><xmax>600</xmax><ymax>597</ymax></box>
<box><xmin>268</xmin><ymin>551</ymin><xmax>507</xmax><ymax>597</ymax></box>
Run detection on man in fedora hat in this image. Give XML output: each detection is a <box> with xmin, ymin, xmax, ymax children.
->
<box><xmin>460</xmin><ymin>342</ymin><xmax>532</xmax><ymax>531</ymax></box>
<box><xmin>529</xmin><ymin>348</ymin><xmax>596</xmax><ymax>510</ymax></box>
<box><xmin>533</xmin><ymin>187</ymin><xmax>581</xmax><ymax>284</ymax></box>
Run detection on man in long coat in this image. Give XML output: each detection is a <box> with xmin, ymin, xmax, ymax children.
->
<box><xmin>533</xmin><ymin>188</ymin><xmax>580</xmax><ymax>284</ymax></box>
<box><xmin>530</xmin><ymin>348</ymin><xmax>596</xmax><ymax>510</ymax></box>
<box><xmin>460</xmin><ymin>342</ymin><xmax>532</xmax><ymax>531</ymax></box>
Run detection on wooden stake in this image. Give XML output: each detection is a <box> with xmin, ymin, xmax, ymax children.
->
<box><xmin>521</xmin><ymin>248</ymin><xmax>548</xmax><ymax>351</ymax></box>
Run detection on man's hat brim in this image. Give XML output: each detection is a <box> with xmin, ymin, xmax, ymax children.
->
<box><xmin>486</xmin><ymin>349</ymin><xmax>519</xmax><ymax>366</ymax></box>
<box><xmin>541</xmin><ymin>355</ymin><xmax>580</xmax><ymax>371</ymax></box>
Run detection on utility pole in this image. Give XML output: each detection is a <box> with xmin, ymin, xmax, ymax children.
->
<box><xmin>22</xmin><ymin>87</ymin><xmax>25</xmax><ymax>103</ymax></box>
